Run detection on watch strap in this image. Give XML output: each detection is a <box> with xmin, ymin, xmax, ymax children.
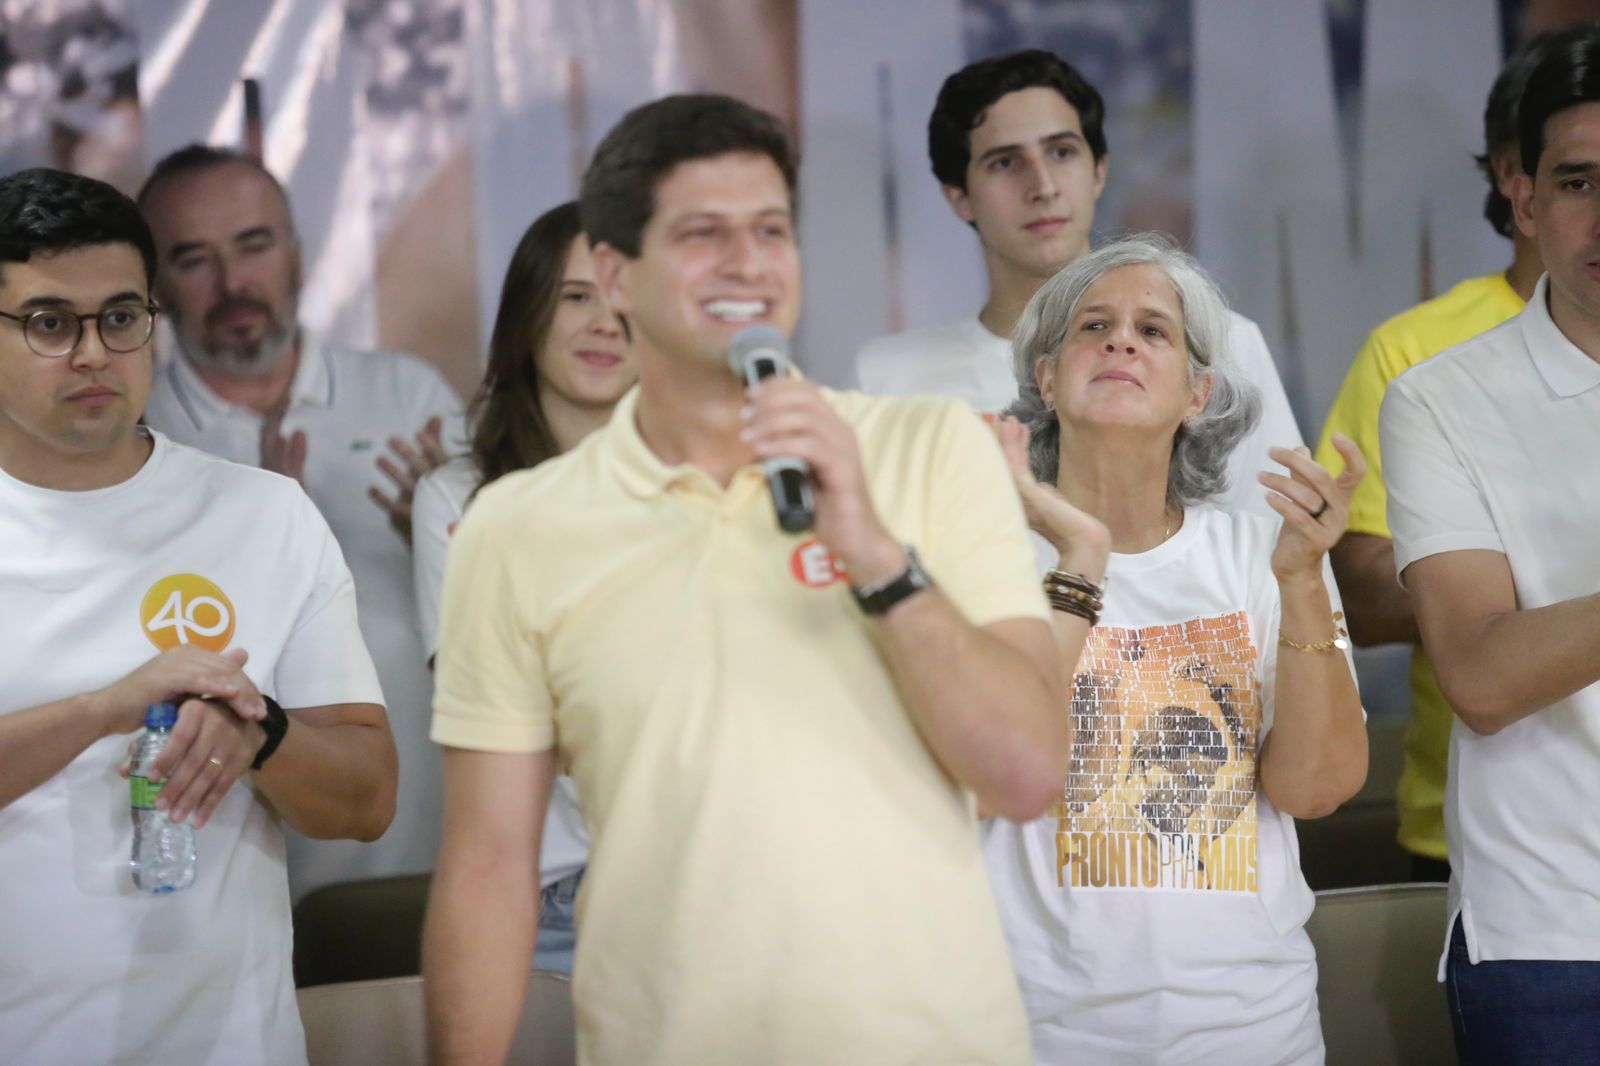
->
<box><xmin>251</xmin><ymin>696</ymin><xmax>290</xmax><ymax>770</ymax></box>
<box><xmin>851</xmin><ymin>546</ymin><xmax>933</xmax><ymax>616</ymax></box>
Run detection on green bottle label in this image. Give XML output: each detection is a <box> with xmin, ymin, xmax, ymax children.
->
<box><xmin>130</xmin><ymin>775</ymin><xmax>162</xmax><ymax>811</ymax></box>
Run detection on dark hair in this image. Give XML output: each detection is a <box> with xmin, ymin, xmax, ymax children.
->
<box><xmin>137</xmin><ymin>143</ymin><xmax>292</xmax><ymax>221</ymax></box>
<box><xmin>579</xmin><ymin>94</ymin><xmax>798</xmax><ymax>257</ymax></box>
<box><xmin>468</xmin><ymin>201</ymin><xmax>584</xmax><ymax>487</ymax></box>
<box><xmin>1477</xmin><ymin>26</ymin><xmax>1590</xmax><ymax>236</ymax></box>
<box><xmin>928</xmin><ymin>49</ymin><xmax>1108</xmax><ymax>191</ymax></box>
<box><xmin>0</xmin><ymin>168</ymin><xmax>158</xmax><ymax>287</ymax></box>
<box><xmin>1519</xmin><ymin>22</ymin><xmax>1600</xmax><ymax>177</ymax></box>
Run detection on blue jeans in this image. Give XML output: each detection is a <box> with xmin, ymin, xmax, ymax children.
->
<box><xmin>532</xmin><ymin>868</ymin><xmax>583</xmax><ymax>975</ymax></box>
<box><xmin>1446</xmin><ymin>915</ymin><xmax>1600</xmax><ymax>1065</ymax></box>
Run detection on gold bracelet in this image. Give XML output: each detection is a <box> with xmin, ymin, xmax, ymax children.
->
<box><xmin>1278</xmin><ymin>611</ymin><xmax>1350</xmax><ymax>653</ymax></box>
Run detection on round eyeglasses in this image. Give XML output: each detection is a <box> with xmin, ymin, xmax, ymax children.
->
<box><xmin>0</xmin><ymin>302</ymin><xmax>159</xmax><ymax>359</ymax></box>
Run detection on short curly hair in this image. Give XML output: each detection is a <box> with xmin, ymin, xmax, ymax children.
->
<box><xmin>928</xmin><ymin>49</ymin><xmax>1107</xmax><ymax>192</ymax></box>
<box><xmin>0</xmin><ymin>168</ymin><xmax>157</xmax><ymax>287</ymax></box>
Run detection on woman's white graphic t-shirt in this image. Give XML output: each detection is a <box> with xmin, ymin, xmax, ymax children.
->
<box><xmin>985</xmin><ymin>506</ymin><xmax>1355</xmax><ymax>1065</ymax></box>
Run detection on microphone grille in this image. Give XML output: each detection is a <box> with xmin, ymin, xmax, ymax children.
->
<box><xmin>727</xmin><ymin>324</ymin><xmax>789</xmax><ymax>375</ymax></box>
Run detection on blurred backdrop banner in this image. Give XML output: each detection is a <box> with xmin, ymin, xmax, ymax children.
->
<box><xmin>0</xmin><ymin>0</ymin><xmax>1563</xmax><ymax>430</ymax></box>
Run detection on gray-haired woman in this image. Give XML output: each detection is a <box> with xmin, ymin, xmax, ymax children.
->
<box><xmin>982</xmin><ymin>235</ymin><xmax>1368</xmax><ymax>1064</ymax></box>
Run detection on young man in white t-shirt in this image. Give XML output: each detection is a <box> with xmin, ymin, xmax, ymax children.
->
<box><xmin>855</xmin><ymin>50</ymin><xmax>1302</xmax><ymax>517</ymax></box>
<box><xmin>0</xmin><ymin>168</ymin><xmax>397</xmax><ymax>1065</ymax></box>
<box><xmin>1379</xmin><ymin>31</ymin><xmax>1600</xmax><ymax>1064</ymax></box>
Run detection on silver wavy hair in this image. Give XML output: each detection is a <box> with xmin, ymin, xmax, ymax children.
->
<box><xmin>1005</xmin><ymin>233</ymin><xmax>1261</xmax><ymax>506</ymax></box>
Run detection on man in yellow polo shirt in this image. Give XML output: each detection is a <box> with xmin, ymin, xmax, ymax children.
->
<box><xmin>422</xmin><ymin>95</ymin><xmax>1067</xmax><ymax>1066</ymax></box>
<box><xmin>1314</xmin><ymin>32</ymin><xmax>1557</xmax><ymax>880</ymax></box>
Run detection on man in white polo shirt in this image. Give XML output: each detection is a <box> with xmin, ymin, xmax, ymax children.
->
<box><xmin>856</xmin><ymin>50</ymin><xmax>1302</xmax><ymax>517</ymax></box>
<box><xmin>1380</xmin><ymin>29</ymin><xmax>1600</xmax><ymax>1063</ymax></box>
<box><xmin>0</xmin><ymin>168</ymin><xmax>396</xmax><ymax>1064</ymax></box>
<box><xmin>423</xmin><ymin>94</ymin><xmax>1066</xmax><ymax>1065</ymax></box>
<box><xmin>138</xmin><ymin>145</ymin><xmax>462</xmax><ymax>897</ymax></box>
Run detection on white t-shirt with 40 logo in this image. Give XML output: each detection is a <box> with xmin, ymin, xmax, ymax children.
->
<box><xmin>0</xmin><ymin>430</ymin><xmax>382</xmax><ymax>1066</ymax></box>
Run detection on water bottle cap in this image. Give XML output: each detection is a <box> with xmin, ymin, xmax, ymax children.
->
<box><xmin>144</xmin><ymin>703</ymin><xmax>178</xmax><ymax>729</ymax></box>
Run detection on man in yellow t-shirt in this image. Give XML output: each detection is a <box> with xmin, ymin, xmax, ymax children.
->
<box><xmin>422</xmin><ymin>95</ymin><xmax>1066</xmax><ymax>1066</ymax></box>
<box><xmin>1314</xmin><ymin>34</ymin><xmax>1554</xmax><ymax>880</ymax></box>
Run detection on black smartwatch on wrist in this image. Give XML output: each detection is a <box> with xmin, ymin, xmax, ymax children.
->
<box><xmin>850</xmin><ymin>546</ymin><xmax>934</xmax><ymax>616</ymax></box>
<box><xmin>251</xmin><ymin>696</ymin><xmax>289</xmax><ymax>770</ymax></box>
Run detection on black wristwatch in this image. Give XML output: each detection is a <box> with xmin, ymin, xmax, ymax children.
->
<box><xmin>252</xmin><ymin>696</ymin><xmax>290</xmax><ymax>770</ymax></box>
<box><xmin>851</xmin><ymin>546</ymin><xmax>934</xmax><ymax>616</ymax></box>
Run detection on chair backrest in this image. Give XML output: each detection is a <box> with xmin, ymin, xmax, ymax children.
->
<box><xmin>1305</xmin><ymin>883</ymin><xmax>1454</xmax><ymax>1066</ymax></box>
<box><xmin>297</xmin><ymin>970</ymin><xmax>576</xmax><ymax>1066</ymax></box>
<box><xmin>293</xmin><ymin>874</ymin><xmax>433</xmax><ymax>987</ymax></box>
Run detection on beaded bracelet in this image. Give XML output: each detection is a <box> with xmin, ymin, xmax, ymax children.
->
<box><xmin>1043</xmin><ymin>568</ymin><xmax>1105</xmax><ymax>600</ymax></box>
<box><xmin>1045</xmin><ymin>591</ymin><xmax>1098</xmax><ymax>625</ymax></box>
<box><xmin>1043</xmin><ymin>584</ymin><xmax>1103</xmax><ymax>613</ymax></box>
<box><xmin>1042</xmin><ymin>568</ymin><xmax>1105</xmax><ymax>626</ymax></box>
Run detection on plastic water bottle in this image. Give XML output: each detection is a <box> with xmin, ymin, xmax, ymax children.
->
<box><xmin>130</xmin><ymin>703</ymin><xmax>196</xmax><ymax>893</ymax></box>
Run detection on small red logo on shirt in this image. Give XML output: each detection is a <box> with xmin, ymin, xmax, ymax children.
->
<box><xmin>790</xmin><ymin>539</ymin><xmax>847</xmax><ymax>588</ymax></box>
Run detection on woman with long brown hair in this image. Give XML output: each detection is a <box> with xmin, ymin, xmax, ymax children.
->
<box><xmin>412</xmin><ymin>200</ymin><xmax>634</xmax><ymax>973</ymax></box>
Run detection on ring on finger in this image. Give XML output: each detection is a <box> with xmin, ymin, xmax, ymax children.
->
<box><xmin>207</xmin><ymin>756</ymin><xmax>225</xmax><ymax>769</ymax></box>
<box><xmin>1311</xmin><ymin>499</ymin><xmax>1330</xmax><ymax>520</ymax></box>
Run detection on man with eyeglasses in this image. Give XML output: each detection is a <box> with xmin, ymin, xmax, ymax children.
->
<box><xmin>0</xmin><ymin>300</ymin><xmax>157</xmax><ymax>357</ymax></box>
<box><xmin>138</xmin><ymin>145</ymin><xmax>464</xmax><ymax>898</ymax></box>
<box><xmin>0</xmin><ymin>167</ymin><xmax>398</xmax><ymax>1066</ymax></box>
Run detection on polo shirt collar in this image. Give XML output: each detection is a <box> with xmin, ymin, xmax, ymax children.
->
<box><xmin>1521</xmin><ymin>275</ymin><xmax>1600</xmax><ymax>398</ymax></box>
<box><xmin>603</xmin><ymin>385</ymin><xmax>768</xmax><ymax>501</ymax></box>
<box><xmin>605</xmin><ymin>387</ymin><xmax>692</xmax><ymax>498</ymax></box>
<box><xmin>287</xmin><ymin>330</ymin><xmax>336</xmax><ymax>407</ymax></box>
<box><xmin>165</xmin><ymin>326</ymin><xmax>334</xmax><ymax>427</ymax></box>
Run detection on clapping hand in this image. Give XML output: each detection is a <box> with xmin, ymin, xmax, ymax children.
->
<box><xmin>370</xmin><ymin>416</ymin><xmax>450</xmax><ymax>545</ymax></box>
<box><xmin>993</xmin><ymin>416</ymin><xmax>1109</xmax><ymax>568</ymax></box>
<box><xmin>1258</xmin><ymin>433</ymin><xmax>1366</xmax><ymax>583</ymax></box>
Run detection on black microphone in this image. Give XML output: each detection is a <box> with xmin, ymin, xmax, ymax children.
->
<box><xmin>728</xmin><ymin>325</ymin><xmax>816</xmax><ymax>533</ymax></box>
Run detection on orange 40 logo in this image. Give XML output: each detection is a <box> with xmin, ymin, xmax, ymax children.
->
<box><xmin>140</xmin><ymin>574</ymin><xmax>236</xmax><ymax>653</ymax></box>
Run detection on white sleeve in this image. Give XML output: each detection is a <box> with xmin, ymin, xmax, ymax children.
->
<box><xmin>412</xmin><ymin>469</ymin><xmax>467</xmax><ymax>658</ymax></box>
<box><xmin>273</xmin><ymin>491</ymin><xmax>386</xmax><ymax>710</ymax></box>
<box><xmin>1221</xmin><ymin>313</ymin><xmax>1305</xmax><ymax>519</ymax></box>
<box><xmin>1379</xmin><ymin>371</ymin><xmax>1503</xmax><ymax>579</ymax></box>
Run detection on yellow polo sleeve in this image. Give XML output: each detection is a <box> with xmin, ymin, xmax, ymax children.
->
<box><xmin>430</xmin><ymin>477</ymin><xmax>555</xmax><ymax>753</ymax></box>
<box><xmin>917</xmin><ymin>401</ymin><xmax>1051</xmax><ymax>627</ymax></box>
